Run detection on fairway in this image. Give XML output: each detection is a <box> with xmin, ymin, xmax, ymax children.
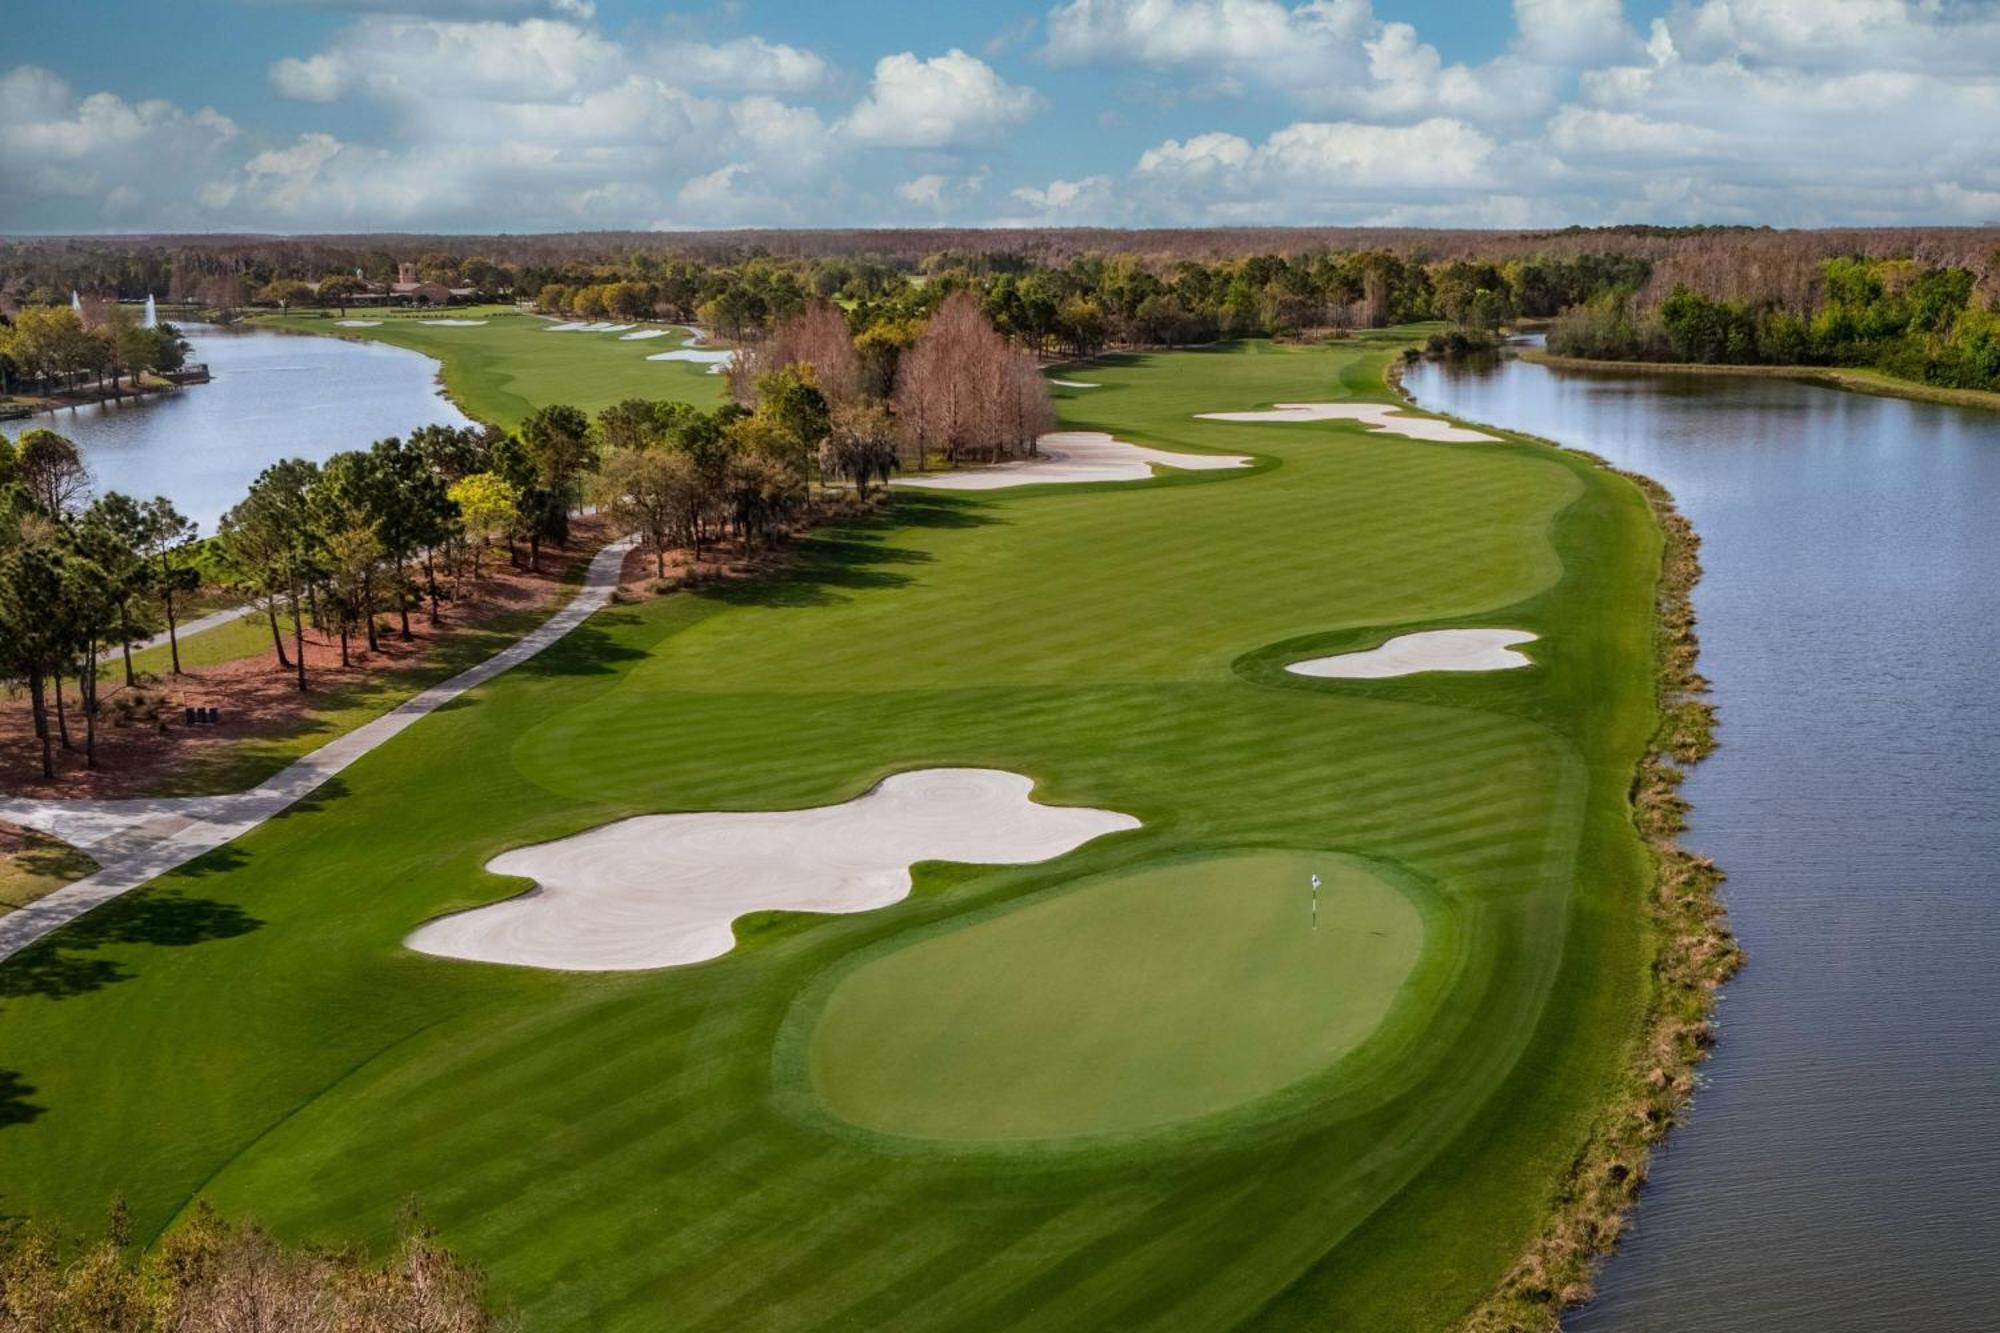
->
<box><xmin>799</xmin><ymin>850</ymin><xmax>1430</xmax><ymax>1143</ymax></box>
<box><xmin>263</xmin><ymin>307</ymin><xmax>728</xmax><ymax>429</ymax></box>
<box><xmin>0</xmin><ymin>332</ymin><xmax>1662</xmax><ymax>1331</ymax></box>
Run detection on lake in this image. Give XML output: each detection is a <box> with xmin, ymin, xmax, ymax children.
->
<box><xmin>2</xmin><ymin>323</ymin><xmax>471</xmax><ymax>535</ymax></box>
<box><xmin>1402</xmin><ymin>352</ymin><xmax>2000</xmax><ymax>1330</ymax></box>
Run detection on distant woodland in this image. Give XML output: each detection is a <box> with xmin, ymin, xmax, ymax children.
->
<box><xmin>5</xmin><ymin>225</ymin><xmax>1999</xmax><ymax>392</ymax></box>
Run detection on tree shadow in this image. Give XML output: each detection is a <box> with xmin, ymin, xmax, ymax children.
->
<box><xmin>0</xmin><ymin>1069</ymin><xmax>42</xmax><ymax>1128</ymax></box>
<box><xmin>696</xmin><ymin>543</ymin><xmax>918</xmax><ymax>610</ymax></box>
<box><xmin>0</xmin><ymin>888</ymin><xmax>262</xmax><ymax>1004</ymax></box>
<box><xmin>510</xmin><ymin>620</ymin><xmax>650</xmax><ymax>681</ymax></box>
<box><xmin>884</xmin><ymin>493</ymin><xmax>1004</xmax><ymax>530</ymax></box>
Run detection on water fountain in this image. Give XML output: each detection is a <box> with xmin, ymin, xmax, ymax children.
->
<box><xmin>70</xmin><ymin>290</ymin><xmax>83</xmax><ymax>315</ymax></box>
<box><xmin>143</xmin><ymin>294</ymin><xmax>158</xmax><ymax>329</ymax></box>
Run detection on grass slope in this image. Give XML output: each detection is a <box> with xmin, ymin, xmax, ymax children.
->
<box><xmin>0</xmin><ymin>333</ymin><xmax>1661</xmax><ymax>1331</ymax></box>
<box><xmin>261</xmin><ymin>307</ymin><xmax>726</xmax><ymax>429</ymax></box>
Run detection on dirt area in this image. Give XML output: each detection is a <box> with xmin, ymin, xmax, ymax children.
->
<box><xmin>0</xmin><ymin>822</ymin><xmax>99</xmax><ymax>912</ymax></box>
<box><xmin>0</xmin><ymin>521</ymin><xmax>614</xmax><ymax>800</ymax></box>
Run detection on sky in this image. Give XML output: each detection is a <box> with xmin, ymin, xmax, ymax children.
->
<box><xmin>4</xmin><ymin>0</ymin><xmax>1999</xmax><ymax>234</ymax></box>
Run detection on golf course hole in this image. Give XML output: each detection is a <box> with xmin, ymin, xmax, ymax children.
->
<box><xmin>803</xmin><ymin>850</ymin><xmax>1426</xmax><ymax>1143</ymax></box>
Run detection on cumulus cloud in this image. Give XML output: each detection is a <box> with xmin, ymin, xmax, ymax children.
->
<box><xmin>5</xmin><ymin>1</ymin><xmax>2000</xmax><ymax>232</ymax></box>
<box><xmin>842</xmin><ymin>49</ymin><xmax>1042</xmax><ymax>147</ymax></box>
<box><xmin>0</xmin><ymin>66</ymin><xmax>240</xmax><ymax>227</ymax></box>
<box><xmin>1006</xmin><ymin>174</ymin><xmax>1118</xmax><ymax>223</ymax></box>
<box><xmin>653</xmin><ymin>37</ymin><xmax>832</xmax><ymax>94</ymax></box>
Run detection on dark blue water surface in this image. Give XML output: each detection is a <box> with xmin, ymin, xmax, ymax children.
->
<box><xmin>2</xmin><ymin>323</ymin><xmax>469</xmax><ymax>535</ymax></box>
<box><xmin>1403</xmin><ymin>353</ymin><xmax>2000</xmax><ymax>1331</ymax></box>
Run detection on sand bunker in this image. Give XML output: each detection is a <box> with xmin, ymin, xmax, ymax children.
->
<box><xmin>1196</xmin><ymin>402</ymin><xmax>1499</xmax><ymax>443</ymax></box>
<box><xmin>405</xmin><ymin>768</ymin><xmax>1139</xmax><ymax>972</ymax></box>
<box><xmin>1049</xmin><ymin>379</ymin><xmax>1099</xmax><ymax>388</ymax></box>
<box><xmin>1287</xmin><ymin>628</ymin><xmax>1537</xmax><ymax>679</ymax></box>
<box><xmin>620</xmin><ymin>329</ymin><xmax>669</xmax><ymax>340</ymax></box>
<box><xmin>334</xmin><ymin>319</ymin><xmax>382</xmax><ymax>327</ymax></box>
<box><xmin>647</xmin><ymin>348</ymin><xmax>736</xmax><ymax>372</ymax></box>
<box><xmin>545</xmin><ymin>322</ymin><xmax>587</xmax><ymax>332</ymax></box>
<box><xmin>420</xmin><ymin>318</ymin><xmax>487</xmax><ymax>326</ymax></box>
<box><xmin>893</xmin><ymin>430</ymin><xmax>1250</xmax><ymax>491</ymax></box>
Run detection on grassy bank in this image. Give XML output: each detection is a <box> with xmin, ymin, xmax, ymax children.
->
<box><xmin>1388</xmin><ymin>364</ymin><xmax>1741</xmax><ymax>1327</ymax></box>
<box><xmin>0</xmin><ymin>334</ymin><xmax>1662</xmax><ymax>1330</ymax></box>
<box><xmin>258</xmin><ymin>308</ymin><xmax>726</xmax><ymax>430</ymax></box>
<box><xmin>1522</xmin><ymin>348</ymin><xmax>2000</xmax><ymax>413</ymax></box>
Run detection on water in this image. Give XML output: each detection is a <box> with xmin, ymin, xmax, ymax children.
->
<box><xmin>3</xmin><ymin>323</ymin><xmax>470</xmax><ymax>535</ymax></box>
<box><xmin>1402</xmin><ymin>353</ymin><xmax>2000</xmax><ymax>1330</ymax></box>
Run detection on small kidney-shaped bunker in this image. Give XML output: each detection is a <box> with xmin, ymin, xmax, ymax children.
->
<box><xmin>803</xmin><ymin>849</ymin><xmax>1427</xmax><ymax>1143</ymax></box>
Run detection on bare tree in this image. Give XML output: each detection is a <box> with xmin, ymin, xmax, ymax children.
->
<box><xmin>728</xmin><ymin>302</ymin><xmax>862</xmax><ymax>407</ymax></box>
<box><xmin>893</xmin><ymin>292</ymin><xmax>1052</xmax><ymax>467</ymax></box>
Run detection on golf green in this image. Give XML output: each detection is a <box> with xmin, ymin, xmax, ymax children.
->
<box><xmin>801</xmin><ymin>851</ymin><xmax>1429</xmax><ymax>1142</ymax></box>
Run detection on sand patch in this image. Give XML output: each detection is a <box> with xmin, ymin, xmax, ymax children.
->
<box><xmin>620</xmin><ymin>329</ymin><xmax>669</xmax><ymax>340</ymax></box>
<box><xmin>647</xmin><ymin>348</ymin><xmax>736</xmax><ymax>371</ymax></box>
<box><xmin>1196</xmin><ymin>402</ymin><xmax>1499</xmax><ymax>443</ymax></box>
<box><xmin>420</xmin><ymin>319</ymin><xmax>487</xmax><ymax>326</ymax></box>
<box><xmin>405</xmin><ymin>768</ymin><xmax>1139</xmax><ymax>972</ymax></box>
<box><xmin>892</xmin><ymin>430</ymin><xmax>1250</xmax><ymax>491</ymax></box>
<box><xmin>1048</xmin><ymin>379</ymin><xmax>1099</xmax><ymax>388</ymax></box>
<box><xmin>598</xmin><ymin>323</ymin><xmax>634</xmax><ymax>333</ymax></box>
<box><xmin>334</xmin><ymin>319</ymin><xmax>382</xmax><ymax>327</ymax></box>
<box><xmin>545</xmin><ymin>322</ymin><xmax>587</xmax><ymax>332</ymax></box>
<box><xmin>1287</xmin><ymin>628</ymin><xmax>1537</xmax><ymax>679</ymax></box>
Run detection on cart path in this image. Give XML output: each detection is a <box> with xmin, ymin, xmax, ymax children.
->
<box><xmin>0</xmin><ymin>537</ymin><xmax>637</xmax><ymax>962</ymax></box>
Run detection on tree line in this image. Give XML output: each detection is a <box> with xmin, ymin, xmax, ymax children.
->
<box><xmin>1549</xmin><ymin>256</ymin><xmax>2000</xmax><ymax>391</ymax></box>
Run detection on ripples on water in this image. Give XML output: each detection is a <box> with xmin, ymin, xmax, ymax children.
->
<box><xmin>1403</xmin><ymin>354</ymin><xmax>2000</xmax><ymax>1331</ymax></box>
<box><xmin>1</xmin><ymin>323</ymin><xmax>471</xmax><ymax>534</ymax></box>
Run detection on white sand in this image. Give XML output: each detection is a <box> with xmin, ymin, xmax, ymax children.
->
<box><xmin>545</xmin><ymin>322</ymin><xmax>587</xmax><ymax>332</ymax></box>
<box><xmin>334</xmin><ymin>319</ymin><xmax>382</xmax><ymax>327</ymax></box>
<box><xmin>404</xmin><ymin>768</ymin><xmax>1139</xmax><ymax>972</ymax></box>
<box><xmin>892</xmin><ymin>430</ymin><xmax>1250</xmax><ymax>491</ymax></box>
<box><xmin>620</xmin><ymin>329</ymin><xmax>669</xmax><ymax>340</ymax></box>
<box><xmin>420</xmin><ymin>318</ymin><xmax>487</xmax><ymax>326</ymax></box>
<box><xmin>599</xmin><ymin>323</ymin><xmax>634</xmax><ymax>332</ymax></box>
<box><xmin>1287</xmin><ymin>628</ymin><xmax>1537</xmax><ymax>679</ymax></box>
<box><xmin>1049</xmin><ymin>379</ymin><xmax>1099</xmax><ymax>388</ymax></box>
<box><xmin>1196</xmin><ymin>402</ymin><xmax>1500</xmax><ymax>443</ymax></box>
<box><xmin>647</xmin><ymin>348</ymin><xmax>735</xmax><ymax>367</ymax></box>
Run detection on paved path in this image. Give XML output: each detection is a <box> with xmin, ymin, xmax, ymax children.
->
<box><xmin>0</xmin><ymin>538</ymin><xmax>636</xmax><ymax>962</ymax></box>
<box><xmin>133</xmin><ymin>604</ymin><xmax>255</xmax><ymax>653</ymax></box>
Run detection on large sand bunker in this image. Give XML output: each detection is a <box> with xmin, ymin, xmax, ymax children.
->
<box><xmin>1197</xmin><ymin>402</ymin><xmax>1499</xmax><ymax>443</ymax></box>
<box><xmin>620</xmin><ymin>329</ymin><xmax>669</xmax><ymax>340</ymax></box>
<box><xmin>1287</xmin><ymin>628</ymin><xmax>1537</xmax><ymax>679</ymax></box>
<box><xmin>405</xmin><ymin>768</ymin><xmax>1139</xmax><ymax>972</ymax></box>
<box><xmin>647</xmin><ymin>348</ymin><xmax>736</xmax><ymax>373</ymax></box>
<box><xmin>420</xmin><ymin>319</ymin><xmax>487</xmax><ymax>326</ymax></box>
<box><xmin>334</xmin><ymin>319</ymin><xmax>381</xmax><ymax>327</ymax></box>
<box><xmin>893</xmin><ymin>431</ymin><xmax>1249</xmax><ymax>490</ymax></box>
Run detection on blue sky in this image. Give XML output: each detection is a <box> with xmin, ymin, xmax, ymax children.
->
<box><xmin>4</xmin><ymin>0</ymin><xmax>1997</xmax><ymax>234</ymax></box>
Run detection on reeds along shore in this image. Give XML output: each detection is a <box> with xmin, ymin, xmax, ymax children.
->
<box><xmin>1385</xmin><ymin>364</ymin><xmax>1742</xmax><ymax>1330</ymax></box>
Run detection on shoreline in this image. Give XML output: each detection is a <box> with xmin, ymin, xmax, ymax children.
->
<box><xmin>1521</xmin><ymin>348</ymin><xmax>2000</xmax><ymax>414</ymax></box>
<box><xmin>1391</xmin><ymin>361</ymin><xmax>1743</xmax><ymax>1330</ymax></box>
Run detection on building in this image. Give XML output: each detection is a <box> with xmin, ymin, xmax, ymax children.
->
<box><xmin>379</xmin><ymin>263</ymin><xmax>478</xmax><ymax>306</ymax></box>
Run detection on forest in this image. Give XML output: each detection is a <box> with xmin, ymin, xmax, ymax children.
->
<box><xmin>7</xmin><ymin>226</ymin><xmax>1997</xmax><ymax>392</ymax></box>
